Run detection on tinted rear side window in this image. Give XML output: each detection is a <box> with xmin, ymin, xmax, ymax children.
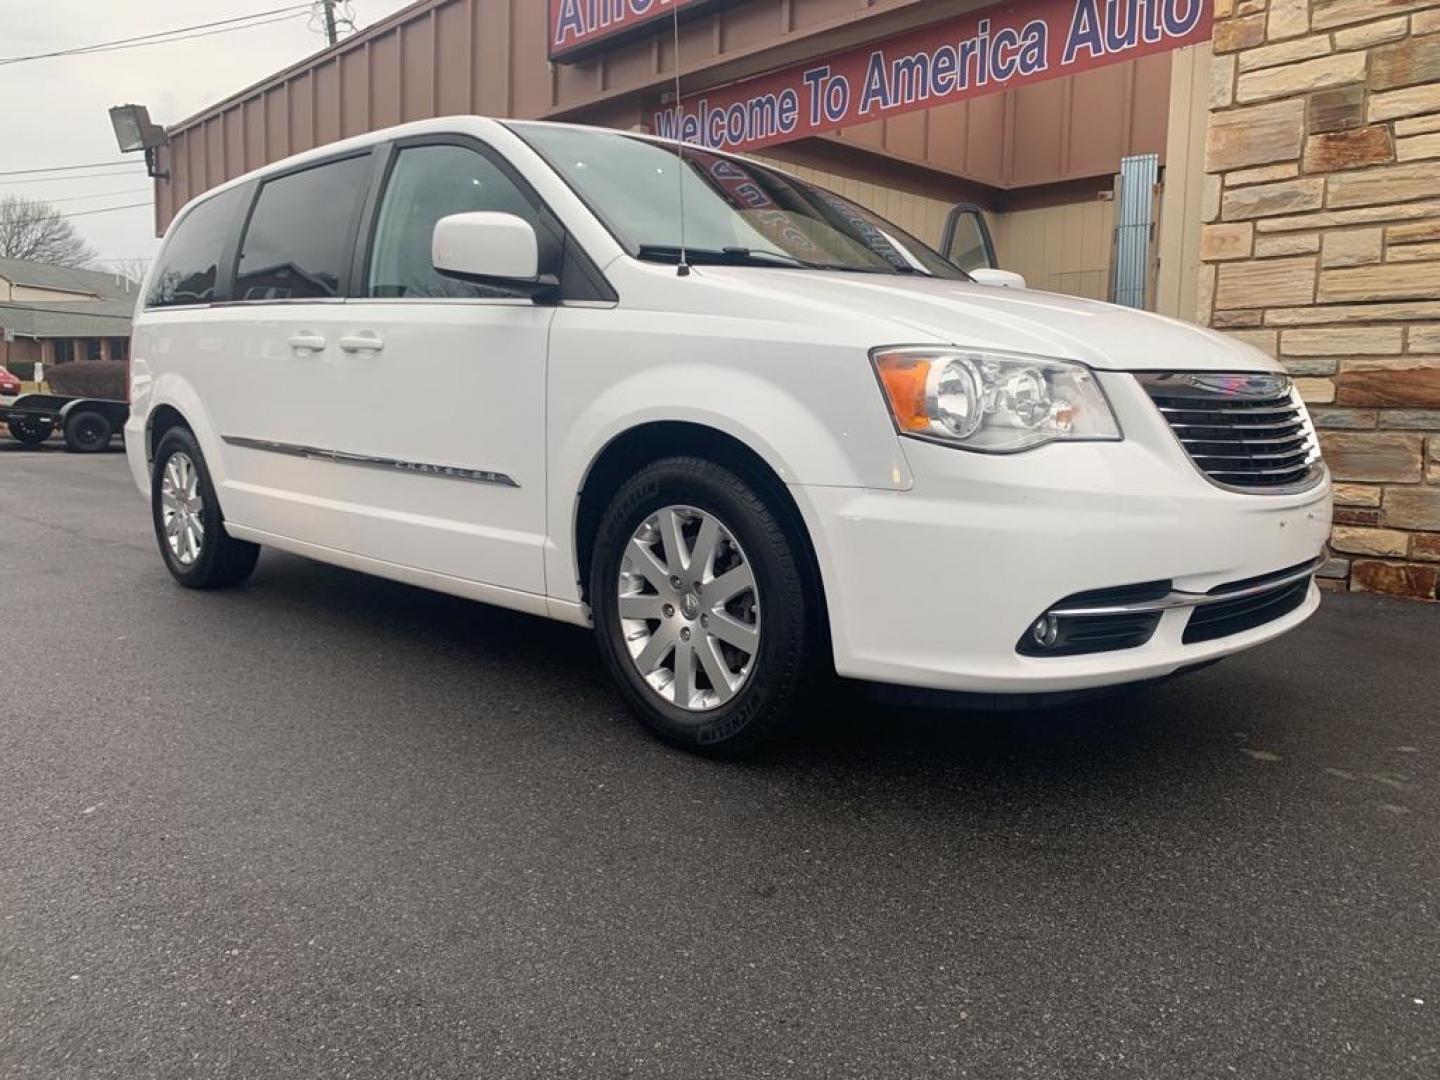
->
<box><xmin>235</xmin><ymin>155</ymin><xmax>371</xmax><ymax>301</ymax></box>
<box><xmin>147</xmin><ymin>185</ymin><xmax>246</xmax><ymax>308</ymax></box>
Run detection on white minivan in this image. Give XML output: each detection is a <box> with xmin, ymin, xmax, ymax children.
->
<box><xmin>127</xmin><ymin>117</ymin><xmax>1332</xmax><ymax>754</ymax></box>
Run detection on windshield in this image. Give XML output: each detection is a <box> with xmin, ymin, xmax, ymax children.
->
<box><xmin>510</xmin><ymin>123</ymin><xmax>966</xmax><ymax>279</ymax></box>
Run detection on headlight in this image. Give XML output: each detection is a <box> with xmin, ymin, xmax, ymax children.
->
<box><xmin>870</xmin><ymin>346</ymin><xmax>1122</xmax><ymax>453</ymax></box>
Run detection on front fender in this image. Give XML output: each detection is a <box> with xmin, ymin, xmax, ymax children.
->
<box><xmin>545</xmin><ymin>361</ymin><xmax>913</xmax><ymax>608</ymax></box>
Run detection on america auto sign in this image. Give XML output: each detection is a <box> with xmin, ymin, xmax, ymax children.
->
<box><xmin>548</xmin><ymin>0</ymin><xmax>720</xmax><ymax>61</ymax></box>
<box><xmin>652</xmin><ymin>0</ymin><xmax>1211</xmax><ymax>153</ymax></box>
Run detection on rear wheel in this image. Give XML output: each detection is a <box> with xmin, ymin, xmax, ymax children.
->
<box><xmin>589</xmin><ymin>457</ymin><xmax>819</xmax><ymax>757</ymax></box>
<box><xmin>151</xmin><ymin>428</ymin><xmax>259</xmax><ymax>589</ymax></box>
<box><xmin>64</xmin><ymin>409</ymin><xmax>112</xmax><ymax>453</ymax></box>
<box><xmin>7</xmin><ymin>416</ymin><xmax>53</xmax><ymax>447</ymax></box>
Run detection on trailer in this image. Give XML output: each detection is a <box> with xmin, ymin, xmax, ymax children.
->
<box><xmin>1</xmin><ymin>394</ymin><xmax>129</xmax><ymax>453</ymax></box>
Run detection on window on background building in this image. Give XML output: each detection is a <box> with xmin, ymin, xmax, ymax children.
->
<box><xmin>86</xmin><ymin>339</ymin><xmax>102</xmax><ymax>362</ymax></box>
<box><xmin>236</xmin><ymin>155</ymin><xmax>372</xmax><ymax>301</ymax></box>
<box><xmin>109</xmin><ymin>338</ymin><xmax>129</xmax><ymax>361</ymax></box>
<box><xmin>53</xmin><ymin>340</ymin><xmax>74</xmax><ymax>364</ymax></box>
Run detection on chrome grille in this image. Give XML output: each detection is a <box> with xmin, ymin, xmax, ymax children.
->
<box><xmin>1137</xmin><ymin>373</ymin><xmax>1323</xmax><ymax>493</ymax></box>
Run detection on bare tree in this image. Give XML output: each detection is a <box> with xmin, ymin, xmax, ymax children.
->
<box><xmin>0</xmin><ymin>195</ymin><xmax>97</xmax><ymax>268</ymax></box>
<box><xmin>107</xmin><ymin>257</ymin><xmax>153</xmax><ymax>289</ymax></box>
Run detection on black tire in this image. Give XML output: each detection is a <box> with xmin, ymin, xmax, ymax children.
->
<box><xmin>64</xmin><ymin>409</ymin><xmax>112</xmax><ymax>453</ymax></box>
<box><xmin>589</xmin><ymin>456</ymin><xmax>820</xmax><ymax>757</ymax></box>
<box><xmin>7</xmin><ymin>416</ymin><xmax>54</xmax><ymax>447</ymax></box>
<box><xmin>151</xmin><ymin>428</ymin><xmax>260</xmax><ymax>589</ymax></box>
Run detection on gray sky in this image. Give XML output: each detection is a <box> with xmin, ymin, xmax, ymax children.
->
<box><xmin>0</xmin><ymin>1</ymin><xmax>409</xmax><ymax>269</ymax></box>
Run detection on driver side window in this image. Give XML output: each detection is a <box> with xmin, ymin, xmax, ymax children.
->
<box><xmin>367</xmin><ymin>144</ymin><xmax>543</xmax><ymax>300</ymax></box>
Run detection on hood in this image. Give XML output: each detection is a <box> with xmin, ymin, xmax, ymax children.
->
<box><xmin>697</xmin><ymin>268</ymin><xmax>1277</xmax><ymax>374</ymax></box>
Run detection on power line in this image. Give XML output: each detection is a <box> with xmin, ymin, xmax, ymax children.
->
<box><xmin>0</xmin><ymin>170</ymin><xmax>147</xmax><ymax>188</ymax></box>
<box><xmin>0</xmin><ymin>161</ymin><xmax>143</xmax><ymax>177</ymax></box>
<box><xmin>0</xmin><ymin>6</ymin><xmax>312</xmax><ymax>66</ymax></box>
<box><xmin>3</xmin><ymin>202</ymin><xmax>153</xmax><ymax>223</ymax></box>
<box><xmin>37</xmin><ymin>188</ymin><xmax>155</xmax><ymax>205</ymax></box>
<box><xmin>54</xmin><ymin>202</ymin><xmax>153</xmax><ymax>220</ymax></box>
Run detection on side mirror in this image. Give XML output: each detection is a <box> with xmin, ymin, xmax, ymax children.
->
<box><xmin>969</xmin><ymin>268</ymin><xmax>1027</xmax><ymax>289</ymax></box>
<box><xmin>432</xmin><ymin>212</ymin><xmax>557</xmax><ymax>298</ymax></box>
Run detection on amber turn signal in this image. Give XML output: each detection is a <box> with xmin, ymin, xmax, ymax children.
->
<box><xmin>873</xmin><ymin>352</ymin><xmax>933</xmax><ymax>432</ymax></box>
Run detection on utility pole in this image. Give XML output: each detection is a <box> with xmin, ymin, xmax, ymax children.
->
<box><xmin>320</xmin><ymin>0</ymin><xmax>338</xmax><ymax>45</ymax></box>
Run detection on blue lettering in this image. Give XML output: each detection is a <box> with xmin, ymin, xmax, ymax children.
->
<box><xmin>1064</xmin><ymin>0</ymin><xmax>1105</xmax><ymax>63</ymax></box>
<box><xmin>892</xmin><ymin>52</ymin><xmax>932</xmax><ymax>105</ymax></box>
<box><xmin>1162</xmin><ymin>0</ymin><xmax>1203</xmax><ymax>37</ymax></box>
<box><xmin>555</xmin><ymin>0</ymin><xmax>585</xmax><ymax>45</ymax></box>
<box><xmin>931</xmin><ymin>45</ymin><xmax>959</xmax><ymax>96</ymax></box>
<box><xmin>802</xmin><ymin>66</ymin><xmax>831</xmax><ymax>127</ymax></box>
<box><xmin>1018</xmin><ymin>20</ymin><xmax>1048</xmax><ymax>75</ymax></box>
<box><xmin>653</xmin><ymin>107</ymin><xmax>679</xmax><ymax>139</ymax></box>
<box><xmin>726</xmin><ymin>103</ymin><xmax>747</xmax><ymax>145</ymax></box>
<box><xmin>1143</xmin><ymin>0</ymin><xmax>1164</xmax><ymax>42</ymax></box>
<box><xmin>1105</xmin><ymin>0</ymin><xmax>1138</xmax><ymax>51</ymax></box>
<box><xmin>991</xmin><ymin>27</ymin><xmax>1020</xmax><ymax>81</ymax></box>
<box><xmin>959</xmin><ymin>38</ymin><xmax>980</xmax><ymax>88</ymax></box>
<box><xmin>778</xmin><ymin>88</ymin><xmax>799</xmax><ymax>133</ymax></box>
<box><xmin>860</xmin><ymin>51</ymin><xmax>890</xmax><ymax>114</ymax></box>
<box><xmin>824</xmin><ymin>75</ymin><xmax>850</xmax><ymax>123</ymax></box>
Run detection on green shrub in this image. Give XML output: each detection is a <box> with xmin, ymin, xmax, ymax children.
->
<box><xmin>4</xmin><ymin>360</ymin><xmax>35</xmax><ymax>380</ymax></box>
<box><xmin>46</xmin><ymin>360</ymin><xmax>127</xmax><ymax>400</ymax></box>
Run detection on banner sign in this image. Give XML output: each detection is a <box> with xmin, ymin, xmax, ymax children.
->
<box><xmin>651</xmin><ymin>0</ymin><xmax>1210</xmax><ymax>154</ymax></box>
<box><xmin>548</xmin><ymin>0</ymin><xmax>718</xmax><ymax>61</ymax></box>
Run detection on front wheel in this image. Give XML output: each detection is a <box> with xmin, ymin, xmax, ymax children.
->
<box><xmin>589</xmin><ymin>457</ymin><xmax>821</xmax><ymax>757</ymax></box>
<box><xmin>151</xmin><ymin>428</ymin><xmax>260</xmax><ymax>589</ymax></box>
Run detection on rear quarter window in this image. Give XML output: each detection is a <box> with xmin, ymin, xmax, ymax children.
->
<box><xmin>146</xmin><ymin>185</ymin><xmax>248</xmax><ymax>308</ymax></box>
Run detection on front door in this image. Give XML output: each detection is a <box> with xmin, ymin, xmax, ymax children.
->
<box><xmin>315</xmin><ymin>140</ymin><xmax>554</xmax><ymax>595</ymax></box>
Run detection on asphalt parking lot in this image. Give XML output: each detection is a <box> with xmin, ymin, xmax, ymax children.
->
<box><xmin>1</xmin><ymin>445</ymin><xmax>1436</xmax><ymax>1079</ymax></box>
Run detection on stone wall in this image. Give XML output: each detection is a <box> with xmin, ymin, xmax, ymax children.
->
<box><xmin>1202</xmin><ymin>0</ymin><xmax>1440</xmax><ymax>601</ymax></box>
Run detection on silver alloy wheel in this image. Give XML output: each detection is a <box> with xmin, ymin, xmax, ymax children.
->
<box><xmin>617</xmin><ymin>505</ymin><xmax>761</xmax><ymax>711</ymax></box>
<box><xmin>160</xmin><ymin>451</ymin><xmax>205</xmax><ymax>566</ymax></box>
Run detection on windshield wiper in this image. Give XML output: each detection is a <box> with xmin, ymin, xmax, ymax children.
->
<box><xmin>636</xmin><ymin>245</ymin><xmax>809</xmax><ymax>268</ymax></box>
<box><xmin>807</xmin><ymin>262</ymin><xmax>922</xmax><ymax>276</ymax></box>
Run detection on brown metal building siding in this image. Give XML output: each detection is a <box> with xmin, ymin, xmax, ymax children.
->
<box><xmin>154</xmin><ymin>0</ymin><xmax>1172</xmax><ymax>232</ymax></box>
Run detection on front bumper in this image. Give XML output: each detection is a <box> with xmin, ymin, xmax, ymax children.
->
<box><xmin>792</xmin><ymin>370</ymin><xmax>1332</xmax><ymax>694</ymax></box>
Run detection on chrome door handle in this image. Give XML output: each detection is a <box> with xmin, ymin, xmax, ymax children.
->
<box><xmin>288</xmin><ymin>332</ymin><xmax>326</xmax><ymax>353</ymax></box>
<box><xmin>337</xmin><ymin>333</ymin><xmax>384</xmax><ymax>354</ymax></box>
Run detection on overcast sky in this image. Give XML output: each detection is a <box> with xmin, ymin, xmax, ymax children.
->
<box><xmin>0</xmin><ymin>1</ymin><xmax>409</xmax><ymax>269</ymax></box>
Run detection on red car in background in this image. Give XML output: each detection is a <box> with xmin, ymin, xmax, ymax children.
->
<box><xmin>0</xmin><ymin>368</ymin><xmax>22</xmax><ymax>397</ymax></box>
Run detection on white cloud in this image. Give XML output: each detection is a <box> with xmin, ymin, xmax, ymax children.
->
<box><xmin>0</xmin><ymin>0</ymin><xmax>404</xmax><ymax>265</ymax></box>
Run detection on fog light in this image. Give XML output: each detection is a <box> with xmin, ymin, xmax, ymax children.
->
<box><xmin>1031</xmin><ymin>614</ymin><xmax>1060</xmax><ymax>649</ymax></box>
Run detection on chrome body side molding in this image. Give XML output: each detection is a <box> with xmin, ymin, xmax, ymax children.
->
<box><xmin>221</xmin><ymin>435</ymin><xmax>520</xmax><ymax>488</ymax></box>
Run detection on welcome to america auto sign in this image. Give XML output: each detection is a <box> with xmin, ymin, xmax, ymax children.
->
<box><xmin>651</xmin><ymin>0</ymin><xmax>1211</xmax><ymax>154</ymax></box>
